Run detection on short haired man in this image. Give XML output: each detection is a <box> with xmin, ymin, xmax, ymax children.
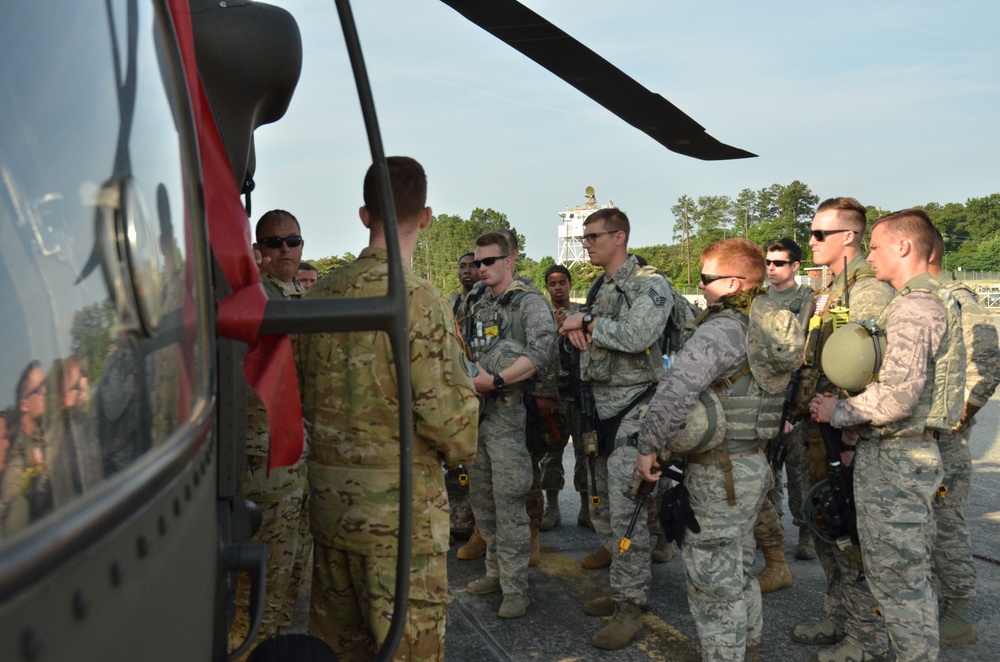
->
<box><xmin>926</xmin><ymin>230</ymin><xmax>1000</xmax><ymax>646</ymax></box>
<box><xmin>559</xmin><ymin>208</ymin><xmax>671</xmax><ymax>649</ymax></box>
<box><xmin>254</xmin><ymin>209</ymin><xmax>305</xmax><ymax>293</ymax></box>
<box><xmin>296</xmin><ymin>156</ymin><xmax>479</xmax><ymax>660</ymax></box>
<box><xmin>792</xmin><ymin>197</ymin><xmax>895</xmax><ymax>661</ymax></box>
<box><xmin>0</xmin><ymin>361</ymin><xmax>50</xmax><ymax>535</ymax></box>
<box><xmin>463</xmin><ymin>230</ymin><xmax>556</xmax><ymax>619</ymax></box>
<box><xmin>639</xmin><ymin>238</ymin><xmax>795</xmax><ymax>660</ymax></box>
<box><xmin>812</xmin><ymin>209</ymin><xmax>965</xmax><ymax>662</ymax></box>
<box><xmin>451</xmin><ymin>252</ymin><xmax>479</xmax><ymax>320</ymax></box>
<box><xmin>297</xmin><ymin>262</ymin><xmax>318</xmax><ymax>290</ymax></box>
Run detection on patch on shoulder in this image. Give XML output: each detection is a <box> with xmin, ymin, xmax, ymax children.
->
<box><xmin>647</xmin><ymin>290</ymin><xmax>667</xmax><ymax>307</ymax></box>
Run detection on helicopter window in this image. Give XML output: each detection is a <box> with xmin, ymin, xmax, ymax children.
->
<box><xmin>0</xmin><ymin>1</ymin><xmax>209</xmax><ymax>543</ymax></box>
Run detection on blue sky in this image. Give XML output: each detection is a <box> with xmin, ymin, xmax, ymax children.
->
<box><xmin>252</xmin><ymin>1</ymin><xmax>1000</xmax><ymax>262</ymax></box>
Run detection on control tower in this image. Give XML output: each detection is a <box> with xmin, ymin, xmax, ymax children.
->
<box><xmin>557</xmin><ymin>186</ymin><xmax>616</xmax><ymax>266</ymax></box>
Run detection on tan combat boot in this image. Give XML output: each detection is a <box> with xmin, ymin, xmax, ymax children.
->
<box><xmin>939</xmin><ymin>597</ymin><xmax>977</xmax><ymax>646</ymax></box>
<box><xmin>756</xmin><ymin>544</ymin><xmax>792</xmax><ymax>593</ymax></box>
<box><xmin>581</xmin><ymin>546</ymin><xmax>612</xmax><ymax>570</ymax></box>
<box><xmin>529</xmin><ymin>522</ymin><xmax>540</xmax><ymax>567</ymax></box>
<box><xmin>591</xmin><ymin>600</ymin><xmax>643</xmax><ymax>650</ymax></box>
<box><xmin>457</xmin><ymin>524</ymin><xmax>486</xmax><ymax>560</ymax></box>
<box><xmin>540</xmin><ymin>490</ymin><xmax>561</xmax><ymax>531</ymax></box>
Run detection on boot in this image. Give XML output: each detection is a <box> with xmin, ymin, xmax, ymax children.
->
<box><xmin>466</xmin><ymin>574</ymin><xmax>501</xmax><ymax>595</ymax></box>
<box><xmin>457</xmin><ymin>525</ymin><xmax>486</xmax><ymax>560</ymax></box>
<box><xmin>811</xmin><ymin>639</ymin><xmax>886</xmax><ymax>661</ymax></box>
<box><xmin>650</xmin><ymin>534</ymin><xmax>674</xmax><ymax>564</ymax></box>
<box><xmin>795</xmin><ymin>526</ymin><xmax>817</xmax><ymax>561</ymax></box>
<box><xmin>581</xmin><ymin>546</ymin><xmax>612</xmax><ymax>570</ymax></box>
<box><xmin>540</xmin><ymin>490</ymin><xmax>561</xmax><ymax>531</ymax></box>
<box><xmin>529</xmin><ymin>522</ymin><xmax>540</xmax><ymax>567</ymax></box>
<box><xmin>939</xmin><ymin>597</ymin><xmax>977</xmax><ymax>646</ymax></box>
<box><xmin>591</xmin><ymin>600</ymin><xmax>643</xmax><ymax>650</ymax></box>
<box><xmin>756</xmin><ymin>544</ymin><xmax>792</xmax><ymax>593</ymax></box>
<box><xmin>744</xmin><ymin>643</ymin><xmax>760</xmax><ymax>662</ymax></box>
<box><xmin>583</xmin><ymin>595</ymin><xmax>615</xmax><ymax>617</ymax></box>
<box><xmin>498</xmin><ymin>593</ymin><xmax>530</xmax><ymax>619</ymax></box>
<box><xmin>791</xmin><ymin>619</ymin><xmax>845</xmax><ymax>646</ymax></box>
<box><xmin>577</xmin><ymin>492</ymin><xmax>594</xmax><ymax>530</ymax></box>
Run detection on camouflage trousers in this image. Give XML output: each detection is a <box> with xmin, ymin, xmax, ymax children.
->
<box><xmin>230</xmin><ymin>454</ymin><xmax>311</xmax><ymax>657</ymax></box>
<box><xmin>591</xmin><ymin>404</ymin><xmax>651</xmax><ymax>605</ymax></box>
<box><xmin>933</xmin><ymin>428</ymin><xmax>975</xmax><ymax>600</ymax></box>
<box><xmin>856</xmin><ymin>438</ymin><xmax>942</xmax><ymax>662</ymax></box>
<box><xmin>783</xmin><ymin>423</ymin><xmax>810</xmax><ymax>529</ymax></box>
<box><xmin>539</xmin><ymin>397</ymin><xmax>588</xmax><ymax>493</ymax></box>
<box><xmin>682</xmin><ymin>450</ymin><xmax>769</xmax><ymax>661</ymax></box>
<box><xmin>309</xmin><ymin>546</ymin><xmax>449</xmax><ymax>662</ymax></box>
<box><xmin>753</xmin><ymin>478</ymin><xmax>785</xmax><ymax>548</ymax></box>
<box><xmin>469</xmin><ymin>400</ymin><xmax>533</xmax><ymax>596</ymax></box>
<box><xmin>445</xmin><ymin>466</ymin><xmax>475</xmax><ymax>539</ymax></box>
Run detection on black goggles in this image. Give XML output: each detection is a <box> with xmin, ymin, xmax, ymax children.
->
<box><xmin>473</xmin><ymin>255</ymin><xmax>507</xmax><ymax>269</ymax></box>
<box><xmin>259</xmin><ymin>234</ymin><xmax>303</xmax><ymax>249</ymax></box>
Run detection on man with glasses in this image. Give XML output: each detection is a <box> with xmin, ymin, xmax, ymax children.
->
<box><xmin>559</xmin><ymin>208</ymin><xmax>671</xmax><ymax>650</ymax></box>
<box><xmin>464</xmin><ymin>230</ymin><xmax>555</xmax><ymax>620</ymax></box>
<box><xmin>792</xmin><ymin>198</ymin><xmax>894</xmax><ymax>662</ymax></box>
<box><xmin>230</xmin><ymin>209</ymin><xmax>312</xmax><ymax>653</ymax></box>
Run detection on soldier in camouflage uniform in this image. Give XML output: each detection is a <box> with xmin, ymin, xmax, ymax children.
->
<box><xmin>639</xmin><ymin>238</ymin><xmax>799</xmax><ymax>662</ymax></box>
<box><xmin>928</xmin><ymin>229</ymin><xmax>1000</xmax><ymax>646</ymax></box>
<box><xmin>230</xmin><ymin>209</ymin><xmax>312</xmax><ymax>656</ymax></box>
<box><xmin>792</xmin><ymin>198</ymin><xmax>894</xmax><ymax>662</ymax></box>
<box><xmin>296</xmin><ymin>157</ymin><xmax>479</xmax><ymax>661</ymax></box>
<box><xmin>464</xmin><ymin>230</ymin><xmax>556</xmax><ymax>619</ymax></box>
<box><xmin>812</xmin><ymin>209</ymin><xmax>966</xmax><ymax>662</ymax></box>
<box><xmin>560</xmin><ymin>208</ymin><xmax>671</xmax><ymax>650</ymax></box>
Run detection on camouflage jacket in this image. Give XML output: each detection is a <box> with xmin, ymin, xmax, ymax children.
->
<box><xmin>295</xmin><ymin>247</ymin><xmax>479</xmax><ymax>555</ymax></box>
<box><xmin>938</xmin><ymin>273</ymin><xmax>1000</xmax><ymax>408</ymax></box>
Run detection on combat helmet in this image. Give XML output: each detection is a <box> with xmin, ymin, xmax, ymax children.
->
<box><xmin>663</xmin><ymin>389</ymin><xmax>726</xmax><ymax>455</ymax></box>
<box><xmin>803</xmin><ymin>479</ymin><xmax>854</xmax><ymax>546</ymax></box>
<box><xmin>479</xmin><ymin>338</ymin><xmax>525</xmax><ymax>377</ymax></box>
<box><xmin>820</xmin><ymin>320</ymin><xmax>886</xmax><ymax>393</ymax></box>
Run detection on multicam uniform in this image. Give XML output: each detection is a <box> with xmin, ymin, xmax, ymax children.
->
<box><xmin>933</xmin><ymin>274</ymin><xmax>1000</xmax><ymax>604</ymax></box>
<box><xmin>796</xmin><ymin>253</ymin><xmax>893</xmax><ymax>656</ymax></box>
<box><xmin>583</xmin><ymin>255</ymin><xmax>670</xmax><ymax>607</ymax></box>
<box><xmin>640</xmin><ymin>290</ymin><xmax>795</xmax><ymax>661</ymax></box>
<box><xmin>229</xmin><ymin>271</ymin><xmax>311</xmax><ymax>655</ymax></box>
<box><xmin>828</xmin><ymin>273</ymin><xmax>965</xmax><ymax>662</ymax></box>
<box><xmin>466</xmin><ymin>279</ymin><xmax>556</xmax><ymax>599</ymax></box>
<box><xmin>296</xmin><ymin>247</ymin><xmax>479</xmax><ymax>661</ymax></box>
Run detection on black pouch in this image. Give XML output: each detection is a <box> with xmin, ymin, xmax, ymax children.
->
<box><xmin>524</xmin><ymin>396</ymin><xmax>544</xmax><ymax>453</ymax></box>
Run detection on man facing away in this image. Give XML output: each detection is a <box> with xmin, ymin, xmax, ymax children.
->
<box><xmin>296</xmin><ymin>156</ymin><xmax>479</xmax><ymax>661</ymax></box>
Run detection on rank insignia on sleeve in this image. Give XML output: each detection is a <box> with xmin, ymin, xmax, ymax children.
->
<box><xmin>647</xmin><ymin>290</ymin><xmax>667</xmax><ymax>307</ymax></box>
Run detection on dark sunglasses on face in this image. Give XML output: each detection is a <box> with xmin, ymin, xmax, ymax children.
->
<box><xmin>765</xmin><ymin>259</ymin><xmax>790</xmax><ymax>267</ymax></box>
<box><xmin>700</xmin><ymin>273</ymin><xmax>746</xmax><ymax>286</ymax></box>
<box><xmin>259</xmin><ymin>234</ymin><xmax>303</xmax><ymax>249</ymax></box>
<box><xmin>581</xmin><ymin>230</ymin><xmax>618</xmax><ymax>244</ymax></box>
<box><xmin>810</xmin><ymin>229</ymin><xmax>850</xmax><ymax>242</ymax></box>
<box><xmin>473</xmin><ymin>255</ymin><xmax>507</xmax><ymax>269</ymax></box>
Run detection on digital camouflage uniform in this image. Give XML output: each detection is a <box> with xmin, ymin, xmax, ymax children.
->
<box><xmin>466</xmin><ymin>278</ymin><xmax>555</xmax><ymax>599</ymax></box>
<box><xmin>797</xmin><ymin>254</ymin><xmax>894</xmax><ymax>657</ymax></box>
<box><xmin>830</xmin><ymin>273</ymin><xmax>965</xmax><ymax>662</ymax></box>
<box><xmin>540</xmin><ymin>302</ymin><xmax>585</xmax><ymax>495</ymax></box>
<box><xmin>640</xmin><ymin>290</ymin><xmax>799</xmax><ymax>661</ymax></box>
<box><xmin>295</xmin><ymin>247</ymin><xmax>479</xmax><ymax>662</ymax></box>
<box><xmin>933</xmin><ymin>275</ymin><xmax>1000</xmax><ymax>603</ymax></box>
<box><xmin>230</xmin><ymin>270</ymin><xmax>311</xmax><ymax>656</ymax></box>
<box><xmin>582</xmin><ymin>255</ymin><xmax>670</xmax><ymax>607</ymax></box>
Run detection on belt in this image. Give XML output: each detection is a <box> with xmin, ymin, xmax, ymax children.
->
<box><xmin>880</xmin><ymin>430</ymin><xmax>940</xmax><ymax>443</ymax></box>
<box><xmin>490</xmin><ymin>392</ymin><xmax>523</xmax><ymax>408</ymax></box>
<box><xmin>686</xmin><ymin>447</ymin><xmax>760</xmax><ymax>465</ymax></box>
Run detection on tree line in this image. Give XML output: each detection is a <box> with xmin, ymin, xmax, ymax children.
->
<box><xmin>304</xmin><ymin>183</ymin><xmax>1000</xmax><ymax>295</ymax></box>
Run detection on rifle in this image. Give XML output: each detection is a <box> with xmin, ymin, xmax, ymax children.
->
<box><xmin>815</xmin><ymin>422</ymin><xmax>859</xmax><ymax>547</ymax></box>
<box><xmin>563</xmin><ymin>337</ymin><xmax>601</xmax><ymax>509</ymax></box>
<box><xmin>766</xmin><ymin>370</ymin><xmax>801</xmax><ymax>474</ymax></box>
<box><xmin>618</xmin><ymin>463</ymin><xmax>685</xmax><ymax>553</ymax></box>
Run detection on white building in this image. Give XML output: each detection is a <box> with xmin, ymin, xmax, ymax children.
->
<box><xmin>557</xmin><ymin>186</ymin><xmax>618</xmax><ymax>267</ymax></box>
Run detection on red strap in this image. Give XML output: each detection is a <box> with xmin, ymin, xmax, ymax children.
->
<box><xmin>168</xmin><ymin>0</ymin><xmax>303</xmax><ymax>470</ymax></box>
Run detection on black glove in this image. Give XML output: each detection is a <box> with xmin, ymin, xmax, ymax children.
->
<box><xmin>659</xmin><ymin>482</ymin><xmax>700</xmax><ymax>548</ymax></box>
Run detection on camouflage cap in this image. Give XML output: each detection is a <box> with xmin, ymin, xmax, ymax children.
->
<box><xmin>663</xmin><ymin>389</ymin><xmax>726</xmax><ymax>455</ymax></box>
<box><xmin>747</xmin><ymin>295</ymin><xmax>805</xmax><ymax>395</ymax></box>
<box><xmin>479</xmin><ymin>338</ymin><xmax>525</xmax><ymax>376</ymax></box>
<box><xmin>821</xmin><ymin>321</ymin><xmax>887</xmax><ymax>393</ymax></box>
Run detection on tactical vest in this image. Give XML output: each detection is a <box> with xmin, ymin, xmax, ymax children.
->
<box><xmin>581</xmin><ymin>262</ymin><xmax>665</xmax><ymax>386</ymax></box>
<box><xmin>468</xmin><ymin>282</ymin><xmax>532</xmax><ymax>391</ymax></box>
<box><xmin>874</xmin><ymin>273</ymin><xmax>965</xmax><ymax>438</ymax></box>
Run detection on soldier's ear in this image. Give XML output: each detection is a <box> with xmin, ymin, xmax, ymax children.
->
<box><xmin>359</xmin><ymin>206</ymin><xmax>372</xmax><ymax>229</ymax></box>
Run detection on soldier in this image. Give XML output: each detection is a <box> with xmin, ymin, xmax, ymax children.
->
<box><xmin>296</xmin><ymin>156</ymin><xmax>479</xmax><ymax>660</ymax></box>
<box><xmin>812</xmin><ymin>209</ymin><xmax>965</xmax><ymax>662</ymax></box>
<box><xmin>559</xmin><ymin>208</ymin><xmax>671</xmax><ymax>650</ymax></box>
<box><xmin>927</xmin><ymin>229</ymin><xmax>1000</xmax><ymax>646</ymax></box>
<box><xmin>753</xmin><ymin>238</ymin><xmax>814</xmax><ymax>596</ymax></box>
<box><xmin>296</xmin><ymin>261</ymin><xmax>318</xmax><ymax>290</ymax></box>
<box><xmin>463</xmin><ymin>230</ymin><xmax>556</xmax><ymax>618</ymax></box>
<box><xmin>638</xmin><ymin>238</ymin><xmax>802</xmax><ymax>661</ymax></box>
<box><xmin>450</xmin><ymin>252</ymin><xmax>479</xmax><ymax>320</ymax></box>
<box><xmin>792</xmin><ymin>197</ymin><xmax>894</xmax><ymax>662</ymax></box>
<box><xmin>229</xmin><ymin>209</ymin><xmax>312</xmax><ymax>655</ymax></box>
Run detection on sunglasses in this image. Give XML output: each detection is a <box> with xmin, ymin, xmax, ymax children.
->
<box><xmin>581</xmin><ymin>230</ymin><xmax>618</xmax><ymax>244</ymax></box>
<box><xmin>765</xmin><ymin>259</ymin><xmax>791</xmax><ymax>267</ymax></box>
<box><xmin>258</xmin><ymin>234</ymin><xmax>303</xmax><ymax>249</ymax></box>
<box><xmin>473</xmin><ymin>255</ymin><xmax>508</xmax><ymax>269</ymax></box>
<box><xmin>810</xmin><ymin>229</ymin><xmax>850</xmax><ymax>242</ymax></box>
<box><xmin>700</xmin><ymin>274</ymin><xmax>746</xmax><ymax>286</ymax></box>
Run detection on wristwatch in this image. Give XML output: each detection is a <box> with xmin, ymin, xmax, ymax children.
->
<box><xmin>582</xmin><ymin>312</ymin><xmax>596</xmax><ymax>330</ymax></box>
<box><xmin>493</xmin><ymin>373</ymin><xmax>506</xmax><ymax>390</ymax></box>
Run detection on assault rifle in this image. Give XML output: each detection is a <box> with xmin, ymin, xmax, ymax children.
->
<box><xmin>815</xmin><ymin>422</ymin><xmax>859</xmax><ymax>546</ymax></box>
<box><xmin>766</xmin><ymin>370</ymin><xmax>801</xmax><ymax>475</ymax></box>
<box><xmin>562</xmin><ymin>337</ymin><xmax>601</xmax><ymax>508</ymax></box>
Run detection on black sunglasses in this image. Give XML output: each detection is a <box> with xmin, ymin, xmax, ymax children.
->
<box><xmin>700</xmin><ymin>273</ymin><xmax>746</xmax><ymax>286</ymax></box>
<box><xmin>581</xmin><ymin>230</ymin><xmax>618</xmax><ymax>244</ymax></box>
<box><xmin>259</xmin><ymin>234</ymin><xmax>303</xmax><ymax>249</ymax></box>
<box><xmin>810</xmin><ymin>229</ymin><xmax>850</xmax><ymax>242</ymax></box>
<box><xmin>473</xmin><ymin>255</ymin><xmax>508</xmax><ymax>269</ymax></box>
<box><xmin>765</xmin><ymin>259</ymin><xmax>791</xmax><ymax>267</ymax></box>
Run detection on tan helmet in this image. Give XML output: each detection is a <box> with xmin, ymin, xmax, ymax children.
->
<box><xmin>663</xmin><ymin>389</ymin><xmax>727</xmax><ymax>455</ymax></box>
<box><xmin>479</xmin><ymin>338</ymin><xmax>525</xmax><ymax>376</ymax></box>
<box><xmin>820</xmin><ymin>321</ymin><xmax>887</xmax><ymax>393</ymax></box>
